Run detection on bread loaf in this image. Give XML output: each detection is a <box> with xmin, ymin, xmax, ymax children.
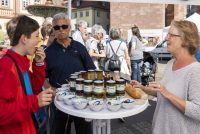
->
<box><xmin>125</xmin><ymin>84</ymin><xmax>142</xmax><ymax>99</ymax></box>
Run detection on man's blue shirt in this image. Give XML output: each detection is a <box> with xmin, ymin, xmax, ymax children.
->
<box><xmin>45</xmin><ymin>38</ymin><xmax>96</xmax><ymax>87</ymax></box>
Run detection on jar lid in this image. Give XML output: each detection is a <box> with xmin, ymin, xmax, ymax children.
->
<box><xmin>76</xmin><ymin>78</ymin><xmax>84</xmax><ymax>82</ymax></box>
<box><xmin>80</xmin><ymin>70</ymin><xmax>87</xmax><ymax>73</ymax></box>
<box><xmin>88</xmin><ymin>69</ymin><xmax>95</xmax><ymax>72</ymax></box>
<box><xmin>83</xmin><ymin>79</ymin><xmax>93</xmax><ymax>83</ymax></box>
<box><xmin>94</xmin><ymin>80</ymin><xmax>103</xmax><ymax>84</ymax></box>
<box><xmin>74</xmin><ymin>72</ymin><xmax>81</xmax><ymax>75</ymax></box>
<box><xmin>106</xmin><ymin>80</ymin><xmax>116</xmax><ymax>84</ymax></box>
<box><xmin>70</xmin><ymin>75</ymin><xmax>78</xmax><ymax>80</ymax></box>
<box><xmin>95</xmin><ymin>69</ymin><xmax>103</xmax><ymax>72</ymax></box>
<box><xmin>116</xmin><ymin>79</ymin><xmax>125</xmax><ymax>83</ymax></box>
<box><xmin>70</xmin><ymin>73</ymin><xmax>78</xmax><ymax>77</ymax></box>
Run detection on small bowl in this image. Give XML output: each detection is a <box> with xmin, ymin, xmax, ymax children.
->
<box><xmin>61</xmin><ymin>84</ymin><xmax>70</xmax><ymax>90</ymax></box>
<box><xmin>56</xmin><ymin>91</ymin><xmax>68</xmax><ymax>101</ymax></box>
<box><xmin>89</xmin><ymin>99</ymin><xmax>104</xmax><ymax>112</ymax></box>
<box><xmin>72</xmin><ymin>98</ymin><xmax>88</xmax><ymax>110</ymax></box>
<box><xmin>56</xmin><ymin>87</ymin><xmax>67</xmax><ymax>93</ymax></box>
<box><xmin>121</xmin><ymin>98</ymin><xmax>135</xmax><ymax>109</ymax></box>
<box><xmin>63</xmin><ymin>95</ymin><xmax>76</xmax><ymax>105</ymax></box>
<box><xmin>107</xmin><ymin>100</ymin><xmax>121</xmax><ymax>112</ymax></box>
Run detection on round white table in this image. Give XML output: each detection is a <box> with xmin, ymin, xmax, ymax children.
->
<box><xmin>55</xmin><ymin>98</ymin><xmax>149</xmax><ymax>134</ymax></box>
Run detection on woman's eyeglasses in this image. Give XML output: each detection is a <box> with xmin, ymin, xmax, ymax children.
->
<box><xmin>167</xmin><ymin>32</ymin><xmax>182</xmax><ymax>38</ymax></box>
<box><xmin>53</xmin><ymin>25</ymin><xmax>69</xmax><ymax>30</ymax></box>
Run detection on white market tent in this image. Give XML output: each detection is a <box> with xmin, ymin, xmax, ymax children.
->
<box><xmin>163</xmin><ymin>12</ymin><xmax>200</xmax><ymax>37</ymax></box>
<box><xmin>185</xmin><ymin>12</ymin><xmax>200</xmax><ymax>32</ymax></box>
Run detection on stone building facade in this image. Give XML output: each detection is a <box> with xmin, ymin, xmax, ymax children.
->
<box><xmin>110</xmin><ymin>3</ymin><xmax>189</xmax><ymax>40</ymax></box>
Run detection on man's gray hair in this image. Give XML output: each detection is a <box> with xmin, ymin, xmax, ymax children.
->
<box><xmin>52</xmin><ymin>12</ymin><xmax>69</xmax><ymax>24</ymax></box>
<box><xmin>77</xmin><ymin>20</ymin><xmax>87</xmax><ymax>28</ymax></box>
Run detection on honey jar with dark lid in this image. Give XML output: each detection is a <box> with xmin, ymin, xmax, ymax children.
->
<box><xmin>69</xmin><ymin>75</ymin><xmax>78</xmax><ymax>92</ymax></box>
<box><xmin>83</xmin><ymin>80</ymin><xmax>93</xmax><ymax>99</ymax></box>
<box><xmin>75</xmin><ymin>78</ymin><xmax>84</xmax><ymax>96</ymax></box>
<box><xmin>116</xmin><ymin>79</ymin><xmax>126</xmax><ymax>96</ymax></box>
<box><xmin>93</xmin><ymin>80</ymin><xmax>104</xmax><ymax>99</ymax></box>
<box><xmin>106</xmin><ymin>80</ymin><xmax>116</xmax><ymax>99</ymax></box>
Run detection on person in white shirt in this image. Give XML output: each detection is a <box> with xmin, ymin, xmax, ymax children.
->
<box><xmin>72</xmin><ymin>20</ymin><xmax>88</xmax><ymax>46</ymax></box>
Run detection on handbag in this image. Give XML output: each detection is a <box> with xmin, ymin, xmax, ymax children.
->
<box><xmin>107</xmin><ymin>41</ymin><xmax>122</xmax><ymax>71</ymax></box>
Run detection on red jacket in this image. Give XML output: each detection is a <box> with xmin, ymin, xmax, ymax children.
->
<box><xmin>0</xmin><ymin>49</ymin><xmax>46</xmax><ymax>134</ymax></box>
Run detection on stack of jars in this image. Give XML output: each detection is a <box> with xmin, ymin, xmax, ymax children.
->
<box><xmin>68</xmin><ymin>70</ymin><xmax>126</xmax><ymax>100</ymax></box>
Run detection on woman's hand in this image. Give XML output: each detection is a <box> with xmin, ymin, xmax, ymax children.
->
<box><xmin>130</xmin><ymin>80</ymin><xmax>157</xmax><ymax>96</ymax></box>
<box><xmin>37</xmin><ymin>88</ymin><xmax>54</xmax><ymax>107</ymax></box>
<box><xmin>130</xmin><ymin>80</ymin><xmax>143</xmax><ymax>89</ymax></box>
<box><xmin>148</xmin><ymin>81</ymin><xmax>165</xmax><ymax>94</ymax></box>
<box><xmin>34</xmin><ymin>47</ymin><xmax>46</xmax><ymax>63</ymax></box>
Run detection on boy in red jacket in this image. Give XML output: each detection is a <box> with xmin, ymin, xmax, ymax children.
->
<box><xmin>0</xmin><ymin>15</ymin><xmax>53</xmax><ymax>134</ymax></box>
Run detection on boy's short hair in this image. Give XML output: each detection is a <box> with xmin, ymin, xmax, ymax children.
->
<box><xmin>6</xmin><ymin>15</ymin><xmax>39</xmax><ymax>46</ymax></box>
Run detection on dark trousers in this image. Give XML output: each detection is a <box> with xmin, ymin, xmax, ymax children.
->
<box><xmin>48</xmin><ymin>103</ymin><xmax>92</xmax><ymax>134</ymax></box>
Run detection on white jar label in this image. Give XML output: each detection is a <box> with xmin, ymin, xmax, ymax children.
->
<box><xmin>116</xmin><ymin>84</ymin><xmax>125</xmax><ymax>91</ymax></box>
<box><xmin>106</xmin><ymin>86</ymin><xmax>116</xmax><ymax>94</ymax></box>
<box><xmin>94</xmin><ymin>86</ymin><xmax>104</xmax><ymax>93</ymax></box>
<box><xmin>70</xmin><ymin>81</ymin><xmax>75</xmax><ymax>87</ymax></box>
<box><xmin>75</xmin><ymin>84</ymin><xmax>83</xmax><ymax>91</ymax></box>
<box><xmin>83</xmin><ymin>85</ymin><xmax>92</xmax><ymax>92</ymax></box>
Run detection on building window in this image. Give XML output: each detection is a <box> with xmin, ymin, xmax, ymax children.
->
<box><xmin>74</xmin><ymin>12</ymin><xmax>77</xmax><ymax>18</ymax></box>
<box><xmin>22</xmin><ymin>0</ymin><xmax>29</xmax><ymax>10</ymax></box>
<box><xmin>80</xmin><ymin>12</ymin><xmax>83</xmax><ymax>17</ymax></box>
<box><xmin>86</xmin><ymin>11</ymin><xmax>89</xmax><ymax>17</ymax></box>
<box><xmin>97</xmin><ymin>11</ymin><xmax>100</xmax><ymax>17</ymax></box>
<box><xmin>1</xmin><ymin>0</ymin><xmax>9</xmax><ymax>7</ymax></box>
<box><xmin>102</xmin><ymin>2</ymin><xmax>106</xmax><ymax>6</ymax></box>
<box><xmin>34</xmin><ymin>0</ymin><xmax>41</xmax><ymax>4</ymax></box>
<box><xmin>107</xmin><ymin>12</ymin><xmax>110</xmax><ymax>19</ymax></box>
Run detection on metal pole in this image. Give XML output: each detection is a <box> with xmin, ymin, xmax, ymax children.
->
<box><xmin>68</xmin><ymin>0</ymin><xmax>72</xmax><ymax>19</ymax></box>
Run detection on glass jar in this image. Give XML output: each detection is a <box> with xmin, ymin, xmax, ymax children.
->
<box><xmin>87</xmin><ymin>70</ymin><xmax>95</xmax><ymax>80</ymax></box>
<box><xmin>75</xmin><ymin>78</ymin><xmax>84</xmax><ymax>96</ymax></box>
<box><xmin>83</xmin><ymin>80</ymin><xmax>93</xmax><ymax>99</ymax></box>
<box><xmin>80</xmin><ymin>70</ymin><xmax>87</xmax><ymax>79</ymax></box>
<box><xmin>74</xmin><ymin>72</ymin><xmax>81</xmax><ymax>78</ymax></box>
<box><xmin>69</xmin><ymin>75</ymin><xmax>78</xmax><ymax>93</ymax></box>
<box><xmin>93</xmin><ymin>80</ymin><xmax>104</xmax><ymax>99</ymax></box>
<box><xmin>116</xmin><ymin>79</ymin><xmax>126</xmax><ymax>97</ymax></box>
<box><xmin>106</xmin><ymin>80</ymin><xmax>116</xmax><ymax>99</ymax></box>
<box><xmin>95</xmin><ymin>70</ymin><xmax>103</xmax><ymax>80</ymax></box>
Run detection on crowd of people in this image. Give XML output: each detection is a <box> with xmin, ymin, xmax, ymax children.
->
<box><xmin>0</xmin><ymin>12</ymin><xmax>200</xmax><ymax>134</ymax></box>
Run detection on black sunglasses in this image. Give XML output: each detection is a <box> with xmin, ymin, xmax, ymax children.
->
<box><xmin>53</xmin><ymin>25</ymin><xmax>69</xmax><ymax>30</ymax></box>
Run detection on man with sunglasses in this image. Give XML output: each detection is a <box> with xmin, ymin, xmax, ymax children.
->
<box><xmin>44</xmin><ymin>12</ymin><xmax>95</xmax><ymax>134</ymax></box>
<box><xmin>72</xmin><ymin>20</ymin><xmax>88</xmax><ymax>46</ymax></box>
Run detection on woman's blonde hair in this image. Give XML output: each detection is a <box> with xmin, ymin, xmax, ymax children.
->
<box><xmin>171</xmin><ymin>20</ymin><xmax>200</xmax><ymax>55</ymax></box>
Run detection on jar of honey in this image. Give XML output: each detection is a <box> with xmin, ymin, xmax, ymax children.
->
<box><xmin>95</xmin><ymin>70</ymin><xmax>103</xmax><ymax>80</ymax></box>
<box><xmin>75</xmin><ymin>78</ymin><xmax>84</xmax><ymax>96</ymax></box>
<box><xmin>87</xmin><ymin>70</ymin><xmax>95</xmax><ymax>80</ymax></box>
<box><xmin>106</xmin><ymin>80</ymin><xmax>116</xmax><ymax>99</ymax></box>
<box><xmin>116</xmin><ymin>79</ymin><xmax>126</xmax><ymax>97</ymax></box>
<box><xmin>80</xmin><ymin>70</ymin><xmax>87</xmax><ymax>79</ymax></box>
<box><xmin>93</xmin><ymin>80</ymin><xmax>104</xmax><ymax>99</ymax></box>
<box><xmin>69</xmin><ymin>75</ymin><xmax>78</xmax><ymax>93</ymax></box>
<box><xmin>83</xmin><ymin>80</ymin><xmax>93</xmax><ymax>99</ymax></box>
